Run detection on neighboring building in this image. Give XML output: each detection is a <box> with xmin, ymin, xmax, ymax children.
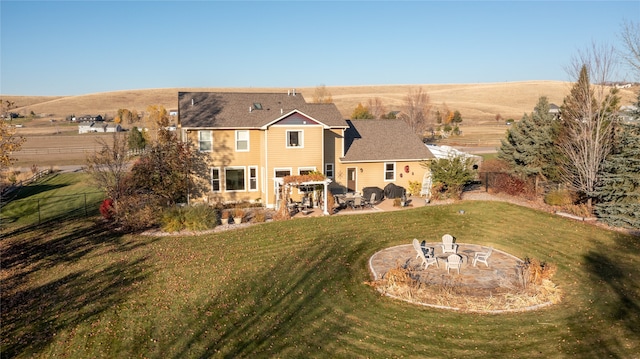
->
<box><xmin>75</xmin><ymin>114</ymin><xmax>104</xmax><ymax>122</ymax></box>
<box><xmin>178</xmin><ymin>91</ymin><xmax>434</xmax><ymax>213</ymax></box>
<box><xmin>78</xmin><ymin>121</ymin><xmax>123</xmax><ymax>134</ymax></box>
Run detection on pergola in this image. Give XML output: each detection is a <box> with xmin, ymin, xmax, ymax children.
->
<box><xmin>274</xmin><ymin>177</ymin><xmax>332</xmax><ymax>215</ymax></box>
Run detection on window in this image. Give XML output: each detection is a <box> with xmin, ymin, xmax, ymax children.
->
<box><xmin>225</xmin><ymin>167</ymin><xmax>245</xmax><ymax>191</ymax></box>
<box><xmin>236</xmin><ymin>130</ymin><xmax>249</xmax><ymax>152</ymax></box>
<box><xmin>211</xmin><ymin>168</ymin><xmax>221</xmax><ymax>192</ymax></box>
<box><xmin>325</xmin><ymin>163</ymin><xmax>334</xmax><ymax>178</ymax></box>
<box><xmin>249</xmin><ymin>166</ymin><xmax>258</xmax><ymax>191</ymax></box>
<box><xmin>286</xmin><ymin>130</ymin><xmax>303</xmax><ymax>148</ymax></box>
<box><xmin>198</xmin><ymin>130</ymin><xmax>212</xmax><ymax>152</ymax></box>
<box><xmin>274</xmin><ymin>168</ymin><xmax>291</xmax><ymax>191</ymax></box>
<box><xmin>384</xmin><ymin>162</ymin><xmax>395</xmax><ymax>181</ymax></box>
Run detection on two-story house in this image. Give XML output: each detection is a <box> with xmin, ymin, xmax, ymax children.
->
<box><xmin>178</xmin><ymin>91</ymin><xmax>434</xmax><ymax>214</ymax></box>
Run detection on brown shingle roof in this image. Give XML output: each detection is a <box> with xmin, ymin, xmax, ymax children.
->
<box><xmin>178</xmin><ymin>92</ymin><xmax>347</xmax><ymax>128</ymax></box>
<box><xmin>342</xmin><ymin>119</ymin><xmax>434</xmax><ymax>162</ymax></box>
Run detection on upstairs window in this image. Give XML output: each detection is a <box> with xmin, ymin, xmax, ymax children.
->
<box><xmin>198</xmin><ymin>130</ymin><xmax>212</xmax><ymax>152</ymax></box>
<box><xmin>236</xmin><ymin>130</ymin><xmax>249</xmax><ymax>151</ymax></box>
<box><xmin>287</xmin><ymin>130</ymin><xmax>303</xmax><ymax>148</ymax></box>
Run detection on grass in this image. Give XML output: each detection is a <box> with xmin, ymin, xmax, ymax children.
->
<box><xmin>2</xmin><ymin>177</ymin><xmax>639</xmax><ymax>358</ymax></box>
<box><xmin>0</xmin><ymin>172</ymin><xmax>104</xmax><ymax>226</ymax></box>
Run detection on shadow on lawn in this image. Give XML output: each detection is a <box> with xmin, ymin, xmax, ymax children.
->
<box><xmin>1</xmin><ymin>220</ymin><xmax>155</xmax><ymax>357</ymax></box>
<box><xmin>565</xmin><ymin>232</ymin><xmax>640</xmax><ymax>357</ymax></box>
<box><xmin>155</xmin><ymin>236</ymin><xmax>370</xmax><ymax>358</ymax></box>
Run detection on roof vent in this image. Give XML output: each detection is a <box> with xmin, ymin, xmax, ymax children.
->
<box><xmin>292</xmin><ymin>88</ymin><xmax>296</xmax><ymax>96</ymax></box>
<box><xmin>287</xmin><ymin>90</ymin><xmax>290</xmax><ymax>96</ymax></box>
<box><xmin>191</xmin><ymin>98</ymin><xmax>194</xmax><ymax>106</ymax></box>
<box><xmin>249</xmin><ymin>107</ymin><xmax>252</xmax><ymax>113</ymax></box>
<box><xmin>281</xmin><ymin>108</ymin><xmax>283</xmax><ymax>114</ymax></box>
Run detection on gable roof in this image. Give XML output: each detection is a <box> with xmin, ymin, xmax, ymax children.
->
<box><xmin>178</xmin><ymin>92</ymin><xmax>347</xmax><ymax>129</ymax></box>
<box><xmin>341</xmin><ymin>119</ymin><xmax>435</xmax><ymax>162</ymax></box>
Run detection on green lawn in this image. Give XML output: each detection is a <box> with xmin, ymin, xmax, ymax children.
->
<box><xmin>1</xmin><ymin>172</ymin><xmax>104</xmax><ymax>226</ymax></box>
<box><xmin>1</xmin><ymin>185</ymin><xmax>639</xmax><ymax>357</ymax></box>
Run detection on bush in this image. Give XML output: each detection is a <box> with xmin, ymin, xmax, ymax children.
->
<box><xmin>99</xmin><ymin>198</ymin><xmax>114</xmax><ymax>220</ymax></box>
<box><xmin>161</xmin><ymin>205</ymin><xmax>217</xmax><ymax>232</ymax></box>
<box><xmin>407</xmin><ymin>180</ymin><xmax>421</xmax><ymax>196</ymax></box>
<box><xmin>253</xmin><ymin>209</ymin><xmax>267</xmax><ymax>223</ymax></box>
<box><xmin>114</xmin><ymin>194</ymin><xmax>161</xmax><ymax>232</ymax></box>
<box><xmin>544</xmin><ymin>189</ymin><xmax>575</xmax><ymax>206</ymax></box>
<box><xmin>183</xmin><ymin>205</ymin><xmax>217</xmax><ymax>231</ymax></box>
<box><xmin>161</xmin><ymin>207</ymin><xmax>186</xmax><ymax>233</ymax></box>
<box><xmin>490</xmin><ymin>173</ymin><xmax>535</xmax><ymax>197</ymax></box>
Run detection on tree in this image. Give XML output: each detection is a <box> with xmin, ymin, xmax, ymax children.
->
<box><xmin>312</xmin><ymin>84</ymin><xmax>333</xmax><ymax>103</ymax></box>
<box><xmin>559</xmin><ymin>45</ymin><xmax>620</xmax><ymax>207</ymax></box>
<box><xmin>0</xmin><ymin>119</ymin><xmax>26</xmax><ymax>170</ymax></box>
<box><xmin>425</xmin><ymin>155</ymin><xmax>476</xmax><ymax>199</ymax></box>
<box><xmin>498</xmin><ymin>96</ymin><xmax>562</xmax><ymax>184</ymax></box>
<box><xmin>85</xmin><ymin>132</ymin><xmax>130</xmax><ymax>202</ymax></box>
<box><xmin>380</xmin><ymin>111</ymin><xmax>397</xmax><ymax>119</ymax></box>
<box><xmin>399</xmin><ymin>87</ymin><xmax>432</xmax><ymax>137</ymax></box>
<box><xmin>452</xmin><ymin>110</ymin><xmax>463</xmax><ymax>124</ymax></box>
<box><xmin>367</xmin><ymin>97</ymin><xmax>386</xmax><ymax>119</ymax></box>
<box><xmin>115</xmin><ymin>108</ymin><xmax>140</xmax><ymax>125</ymax></box>
<box><xmin>619</xmin><ymin>19</ymin><xmax>640</xmax><ymax>78</ymax></box>
<box><xmin>127</xmin><ymin>127</ymin><xmax>146</xmax><ymax>151</ymax></box>
<box><xmin>128</xmin><ymin>135</ymin><xmax>210</xmax><ymax>206</ymax></box>
<box><xmin>143</xmin><ymin>105</ymin><xmax>170</xmax><ymax>142</ymax></box>
<box><xmin>593</xmin><ymin>123</ymin><xmax>640</xmax><ymax>229</ymax></box>
<box><xmin>351</xmin><ymin>103</ymin><xmax>374</xmax><ymax>119</ymax></box>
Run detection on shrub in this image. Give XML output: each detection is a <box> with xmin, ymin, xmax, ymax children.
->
<box><xmin>183</xmin><ymin>205</ymin><xmax>217</xmax><ymax>231</ymax></box>
<box><xmin>544</xmin><ymin>189</ymin><xmax>575</xmax><ymax>206</ymax></box>
<box><xmin>114</xmin><ymin>194</ymin><xmax>161</xmax><ymax>232</ymax></box>
<box><xmin>253</xmin><ymin>209</ymin><xmax>267</xmax><ymax>223</ymax></box>
<box><xmin>99</xmin><ymin>198</ymin><xmax>114</xmax><ymax>220</ymax></box>
<box><xmin>407</xmin><ymin>180</ymin><xmax>421</xmax><ymax>196</ymax></box>
<box><xmin>161</xmin><ymin>207</ymin><xmax>185</xmax><ymax>233</ymax></box>
<box><xmin>490</xmin><ymin>173</ymin><xmax>535</xmax><ymax>197</ymax></box>
<box><xmin>522</xmin><ymin>257</ymin><xmax>557</xmax><ymax>287</ymax></box>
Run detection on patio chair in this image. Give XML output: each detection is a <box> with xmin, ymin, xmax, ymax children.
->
<box><xmin>446</xmin><ymin>254</ymin><xmax>462</xmax><ymax>274</ymax></box>
<box><xmin>351</xmin><ymin>196</ymin><xmax>363</xmax><ymax>210</ymax></box>
<box><xmin>473</xmin><ymin>247</ymin><xmax>493</xmax><ymax>267</ymax></box>
<box><xmin>440</xmin><ymin>234</ymin><xmax>458</xmax><ymax>254</ymax></box>
<box><xmin>413</xmin><ymin>238</ymin><xmax>438</xmax><ymax>270</ymax></box>
<box><xmin>366</xmin><ymin>192</ymin><xmax>377</xmax><ymax>208</ymax></box>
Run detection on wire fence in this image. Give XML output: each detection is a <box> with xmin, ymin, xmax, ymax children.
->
<box><xmin>1</xmin><ymin>191</ymin><xmax>105</xmax><ymax>226</ymax></box>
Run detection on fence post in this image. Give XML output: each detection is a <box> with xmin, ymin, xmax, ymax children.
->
<box><xmin>485</xmin><ymin>172</ymin><xmax>489</xmax><ymax>192</ymax></box>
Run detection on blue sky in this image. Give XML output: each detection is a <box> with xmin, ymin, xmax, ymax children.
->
<box><xmin>1</xmin><ymin>1</ymin><xmax>638</xmax><ymax>96</ymax></box>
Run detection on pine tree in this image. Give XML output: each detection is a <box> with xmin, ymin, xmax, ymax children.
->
<box><xmin>593</xmin><ymin>123</ymin><xmax>640</xmax><ymax>229</ymax></box>
<box><xmin>498</xmin><ymin>96</ymin><xmax>561</xmax><ymax>182</ymax></box>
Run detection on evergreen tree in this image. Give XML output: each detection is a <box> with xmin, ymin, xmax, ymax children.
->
<box><xmin>498</xmin><ymin>96</ymin><xmax>561</xmax><ymax>182</ymax></box>
<box><xmin>127</xmin><ymin>127</ymin><xmax>146</xmax><ymax>151</ymax></box>
<box><xmin>593</xmin><ymin>123</ymin><xmax>640</xmax><ymax>229</ymax></box>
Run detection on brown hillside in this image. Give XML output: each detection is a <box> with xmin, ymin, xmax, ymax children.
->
<box><xmin>2</xmin><ymin>81</ymin><xmax>637</xmax><ymax>123</ymax></box>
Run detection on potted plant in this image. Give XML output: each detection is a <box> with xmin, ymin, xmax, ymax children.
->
<box><xmin>233</xmin><ymin>207</ymin><xmax>245</xmax><ymax>224</ymax></box>
<box><xmin>220</xmin><ymin>210</ymin><xmax>230</xmax><ymax>225</ymax></box>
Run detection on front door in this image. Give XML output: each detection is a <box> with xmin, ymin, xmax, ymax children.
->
<box><xmin>347</xmin><ymin>167</ymin><xmax>356</xmax><ymax>192</ymax></box>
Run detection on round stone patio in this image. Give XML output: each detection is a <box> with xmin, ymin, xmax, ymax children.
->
<box><xmin>368</xmin><ymin>242</ymin><xmax>554</xmax><ymax>312</ymax></box>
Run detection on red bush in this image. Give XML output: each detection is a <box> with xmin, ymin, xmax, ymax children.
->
<box><xmin>100</xmin><ymin>198</ymin><xmax>114</xmax><ymax>220</ymax></box>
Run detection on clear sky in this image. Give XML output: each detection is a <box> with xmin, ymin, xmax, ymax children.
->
<box><xmin>1</xmin><ymin>1</ymin><xmax>638</xmax><ymax>96</ymax></box>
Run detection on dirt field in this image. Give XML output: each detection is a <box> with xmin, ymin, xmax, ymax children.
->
<box><xmin>4</xmin><ymin>81</ymin><xmax>637</xmax><ymax>167</ymax></box>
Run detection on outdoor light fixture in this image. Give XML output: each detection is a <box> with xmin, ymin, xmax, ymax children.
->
<box><xmin>360</xmin><ymin>168</ymin><xmax>363</xmax><ymax>173</ymax></box>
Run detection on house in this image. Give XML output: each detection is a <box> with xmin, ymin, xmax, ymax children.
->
<box><xmin>76</xmin><ymin>114</ymin><xmax>104</xmax><ymax>122</ymax></box>
<box><xmin>78</xmin><ymin>121</ymin><xmax>123</xmax><ymax>134</ymax></box>
<box><xmin>177</xmin><ymin>91</ymin><xmax>434</xmax><ymax>213</ymax></box>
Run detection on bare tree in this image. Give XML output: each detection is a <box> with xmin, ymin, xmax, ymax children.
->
<box><xmin>400</xmin><ymin>87</ymin><xmax>432</xmax><ymax>136</ymax></box>
<box><xmin>619</xmin><ymin>19</ymin><xmax>640</xmax><ymax>78</ymax></box>
<box><xmin>85</xmin><ymin>132</ymin><xmax>130</xmax><ymax>202</ymax></box>
<box><xmin>559</xmin><ymin>43</ymin><xmax>621</xmax><ymax>207</ymax></box>
<box><xmin>367</xmin><ymin>97</ymin><xmax>386</xmax><ymax>119</ymax></box>
<box><xmin>312</xmin><ymin>84</ymin><xmax>333</xmax><ymax>103</ymax></box>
